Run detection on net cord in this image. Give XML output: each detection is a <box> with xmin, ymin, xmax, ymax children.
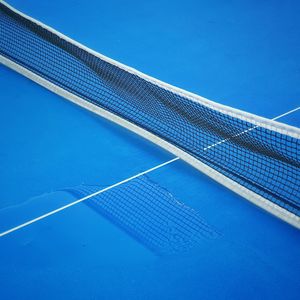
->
<box><xmin>0</xmin><ymin>0</ymin><xmax>299</xmax><ymax>229</ymax></box>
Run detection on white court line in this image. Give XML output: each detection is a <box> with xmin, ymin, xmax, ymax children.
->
<box><xmin>272</xmin><ymin>106</ymin><xmax>300</xmax><ymax>120</ymax></box>
<box><xmin>0</xmin><ymin>157</ymin><xmax>179</xmax><ymax>237</ymax></box>
<box><xmin>203</xmin><ymin>106</ymin><xmax>300</xmax><ymax>151</ymax></box>
<box><xmin>1</xmin><ymin>106</ymin><xmax>299</xmax><ymax>238</ymax></box>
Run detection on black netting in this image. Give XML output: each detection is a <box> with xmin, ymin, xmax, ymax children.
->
<box><xmin>0</xmin><ymin>3</ymin><xmax>299</xmax><ymax>217</ymax></box>
<box><xmin>64</xmin><ymin>176</ymin><xmax>218</xmax><ymax>255</ymax></box>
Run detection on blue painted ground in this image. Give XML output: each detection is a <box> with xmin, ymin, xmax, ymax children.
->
<box><xmin>0</xmin><ymin>0</ymin><xmax>299</xmax><ymax>299</ymax></box>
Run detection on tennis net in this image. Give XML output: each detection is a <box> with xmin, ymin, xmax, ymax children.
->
<box><xmin>0</xmin><ymin>1</ymin><xmax>299</xmax><ymax>228</ymax></box>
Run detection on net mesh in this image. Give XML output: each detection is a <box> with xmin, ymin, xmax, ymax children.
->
<box><xmin>0</xmin><ymin>3</ymin><xmax>299</xmax><ymax>221</ymax></box>
<box><xmin>64</xmin><ymin>176</ymin><xmax>218</xmax><ymax>255</ymax></box>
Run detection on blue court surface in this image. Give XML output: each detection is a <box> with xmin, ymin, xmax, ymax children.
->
<box><xmin>0</xmin><ymin>0</ymin><xmax>300</xmax><ymax>299</ymax></box>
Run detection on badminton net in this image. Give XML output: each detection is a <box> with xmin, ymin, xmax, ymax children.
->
<box><xmin>0</xmin><ymin>1</ymin><xmax>299</xmax><ymax>228</ymax></box>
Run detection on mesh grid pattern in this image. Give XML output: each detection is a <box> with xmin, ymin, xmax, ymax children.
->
<box><xmin>64</xmin><ymin>176</ymin><xmax>218</xmax><ymax>255</ymax></box>
<box><xmin>0</xmin><ymin>3</ymin><xmax>299</xmax><ymax>218</ymax></box>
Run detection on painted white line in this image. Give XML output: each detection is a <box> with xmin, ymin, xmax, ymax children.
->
<box><xmin>203</xmin><ymin>106</ymin><xmax>300</xmax><ymax>151</ymax></box>
<box><xmin>272</xmin><ymin>106</ymin><xmax>300</xmax><ymax>120</ymax></box>
<box><xmin>0</xmin><ymin>157</ymin><xmax>179</xmax><ymax>237</ymax></box>
<box><xmin>1</xmin><ymin>106</ymin><xmax>299</xmax><ymax>238</ymax></box>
